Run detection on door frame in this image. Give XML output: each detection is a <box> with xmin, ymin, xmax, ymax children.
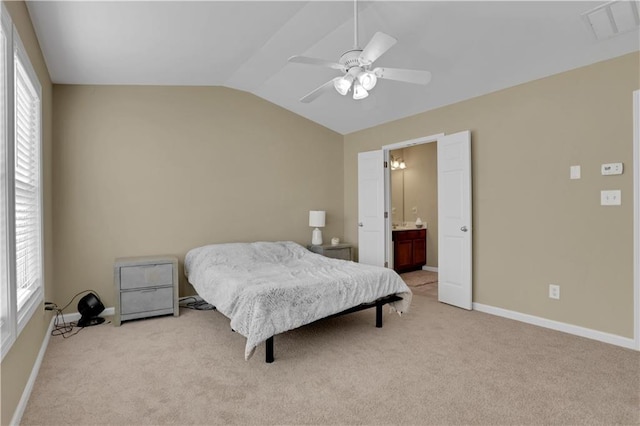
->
<box><xmin>633</xmin><ymin>90</ymin><xmax>639</xmax><ymax>350</ymax></box>
<box><xmin>382</xmin><ymin>133</ymin><xmax>444</xmax><ymax>269</ymax></box>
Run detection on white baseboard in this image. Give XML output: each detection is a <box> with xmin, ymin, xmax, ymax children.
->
<box><xmin>10</xmin><ymin>315</ymin><xmax>54</xmax><ymax>426</ymax></box>
<box><xmin>422</xmin><ymin>266</ymin><xmax>438</xmax><ymax>272</ymax></box>
<box><xmin>10</xmin><ymin>307</ymin><xmax>115</xmax><ymax>425</ymax></box>
<box><xmin>55</xmin><ymin>307</ymin><xmax>115</xmax><ymax>323</ymax></box>
<box><xmin>473</xmin><ymin>302</ymin><xmax>637</xmax><ymax>351</ymax></box>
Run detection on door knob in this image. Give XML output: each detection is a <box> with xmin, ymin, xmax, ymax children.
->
<box><xmin>358</xmin><ymin>222</ymin><xmax>364</xmax><ymax>227</ymax></box>
<box><xmin>460</xmin><ymin>226</ymin><xmax>468</xmax><ymax>232</ymax></box>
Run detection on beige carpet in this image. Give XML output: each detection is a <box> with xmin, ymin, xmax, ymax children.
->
<box><xmin>20</xmin><ymin>292</ymin><xmax>639</xmax><ymax>425</ymax></box>
<box><xmin>401</xmin><ymin>269</ymin><xmax>438</xmax><ymax>297</ymax></box>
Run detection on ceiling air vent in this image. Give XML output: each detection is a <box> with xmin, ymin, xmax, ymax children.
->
<box><xmin>581</xmin><ymin>0</ymin><xmax>640</xmax><ymax>40</ymax></box>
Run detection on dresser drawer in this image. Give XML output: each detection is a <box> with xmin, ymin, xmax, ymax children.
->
<box><xmin>120</xmin><ymin>286</ymin><xmax>174</xmax><ymax>315</ymax></box>
<box><xmin>324</xmin><ymin>247</ymin><xmax>351</xmax><ymax>260</ymax></box>
<box><xmin>120</xmin><ymin>263</ymin><xmax>173</xmax><ymax>290</ymax></box>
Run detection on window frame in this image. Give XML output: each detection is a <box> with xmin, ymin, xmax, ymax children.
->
<box><xmin>0</xmin><ymin>3</ymin><xmax>44</xmax><ymax>361</ymax></box>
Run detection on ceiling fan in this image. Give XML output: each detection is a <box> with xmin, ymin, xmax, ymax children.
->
<box><xmin>288</xmin><ymin>0</ymin><xmax>432</xmax><ymax>103</ymax></box>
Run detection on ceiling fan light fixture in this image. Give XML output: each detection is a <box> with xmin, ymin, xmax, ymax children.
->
<box><xmin>352</xmin><ymin>81</ymin><xmax>369</xmax><ymax>100</ymax></box>
<box><xmin>357</xmin><ymin>71</ymin><xmax>377</xmax><ymax>91</ymax></box>
<box><xmin>334</xmin><ymin>75</ymin><xmax>354</xmax><ymax>96</ymax></box>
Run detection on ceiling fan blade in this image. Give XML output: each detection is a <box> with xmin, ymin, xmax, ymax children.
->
<box><xmin>359</xmin><ymin>32</ymin><xmax>397</xmax><ymax>65</ymax></box>
<box><xmin>288</xmin><ymin>55</ymin><xmax>346</xmax><ymax>72</ymax></box>
<box><xmin>300</xmin><ymin>78</ymin><xmax>340</xmax><ymax>103</ymax></box>
<box><xmin>373</xmin><ymin>67</ymin><xmax>432</xmax><ymax>85</ymax></box>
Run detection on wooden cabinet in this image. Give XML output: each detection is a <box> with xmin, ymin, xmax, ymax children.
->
<box><xmin>392</xmin><ymin>229</ymin><xmax>426</xmax><ymax>273</ymax></box>
<box><xmin>114</xmin><ymin>255</ymin><xmax>179</xmax><ymax>326</ymax></box>
<box><xmin>307</xmin><ymin>243</ymin><xmax>353</xmax><ymax>261</ymax></box>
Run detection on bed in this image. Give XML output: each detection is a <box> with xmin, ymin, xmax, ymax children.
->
<box><xmin>184</xmin><ymin>241</ymin><xmax>412</xmax><ymax>362</ymax></box>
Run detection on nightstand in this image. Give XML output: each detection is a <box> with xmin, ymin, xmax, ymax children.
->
<box><xmin>308</xmin><ymin>243</ymin><xmax>353</xmax><ymax>261</ymax></box>
<box><xmin>114</xmin><ymin>255</ymin><xmax>179</xmax><ymax>326</ymax></box>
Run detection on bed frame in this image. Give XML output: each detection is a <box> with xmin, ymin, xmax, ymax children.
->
<box><xmin>264</xmin><ymin>294</ymin><xmax>402</xmax><ymax>363</ymax></box>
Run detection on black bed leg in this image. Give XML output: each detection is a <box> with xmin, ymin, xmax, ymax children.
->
<box><xmin>266</xmin><ymin>336</ymin><xmax>274</xmax><ymax>363</ymax></box>
<box><xmin>376</xmin><ymin>302</ymin><xmax>383</xmax><ymax>328</ymax></box>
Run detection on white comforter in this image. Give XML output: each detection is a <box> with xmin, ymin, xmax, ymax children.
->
<box><xmin>184</xmin><ymin>241</ymin><xmax>412</xmax><ymax>360</ymax></box>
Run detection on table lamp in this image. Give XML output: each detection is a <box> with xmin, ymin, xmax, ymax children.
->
<box><xmin>309</xmin><ymin>210</ymin><xmax>326</xmax><ymax>245</ymax></box>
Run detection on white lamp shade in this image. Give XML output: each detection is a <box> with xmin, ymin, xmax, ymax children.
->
<box><xmin>309</xmin><ymin>210</ymin><xmax>326</xmax><ymax>227</ymax></box>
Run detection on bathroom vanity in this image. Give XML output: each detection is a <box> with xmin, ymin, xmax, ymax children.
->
<box><xmin>392</xmin><ymin>228</ymin><xmax>426</xmax><ymax>273</ymax></box>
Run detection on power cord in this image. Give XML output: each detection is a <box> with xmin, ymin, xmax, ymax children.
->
<box><xmin>46</xmin><ymin>289</ymin><xmax>108</xmax><ymax>338</ymax></box>
<box><xmin>179</xmin><ymin>296</ymin><xmax>216</xmax><ymax>311</ymax></box>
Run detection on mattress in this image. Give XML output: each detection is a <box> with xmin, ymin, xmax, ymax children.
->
<box><xmin>184</xmin><ymin>241</ymin><xmax>412</xmax><ymax>359</ymax></box>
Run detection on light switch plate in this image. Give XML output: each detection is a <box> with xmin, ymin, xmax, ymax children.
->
<box><xmin>601</xmin><ymin>190</ymin><xmax>621</xmax><ymax>206</ymax></box>
<box><xmin>601</xmin><ymin>163</ymin><xmax>623</xmax><ymax>175</ymax></box>
<box><xmin>570</xmin><ymin>165</ymin><xmax>581</xmax><ymax>179</ymax></box>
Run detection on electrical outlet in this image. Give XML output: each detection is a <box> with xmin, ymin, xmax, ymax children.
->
<box><xmin>600</xmin><ymin>190</ymin><xmax>621</xmax><ymax>206</ymax></box>
<box><xmin>549</xmin><ymin>284</ymin><xmax>560</xmax><ymax>300</ymax></box>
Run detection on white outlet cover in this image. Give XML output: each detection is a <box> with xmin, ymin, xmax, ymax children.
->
<box><xmin>601</xmin><ymin>190</ymin><xmax>622</xmax><ymax>206</ymax></box>
<box><xmin>549</xmin><ymin>284</ymin><xmax>560</xmax><ymax>300</ymax></box>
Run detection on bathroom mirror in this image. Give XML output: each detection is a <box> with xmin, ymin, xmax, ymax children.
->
<box><xmin>390</xmin><ymin>149</ymin><xmax>405</xmax><ymax>226</ymax></box>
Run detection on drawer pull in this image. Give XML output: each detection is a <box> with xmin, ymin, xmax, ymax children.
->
<box><xmin>141</xmin><ymin>288</ymin><xmax>158</xmax><ymax>293</ymax></box>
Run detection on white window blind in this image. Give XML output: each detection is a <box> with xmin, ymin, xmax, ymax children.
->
<box><xmin>13</xmin><ymin>55</ymin><xmax>41</xmax><ymax>312</ymax></box>
<box><xmin>0</xmin><ymin>16</ymin><xmax>8</xmax><ymax>341</ymax></box>
<box><xmin>0</xmin><ymin>3</ymin><xmax>43</xmax><ymax>360</ymax></box>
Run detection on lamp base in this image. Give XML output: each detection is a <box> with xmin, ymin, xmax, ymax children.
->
<box><xmin>311</xmin><ymin>228</ymin><xmax>323</xmax><ymax>246</ymax></box>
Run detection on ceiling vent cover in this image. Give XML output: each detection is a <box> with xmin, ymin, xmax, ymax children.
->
<box><xmin>581</xmin><ymin>0</ymin><xmax>640</xmax><ymax>40</ymax></box>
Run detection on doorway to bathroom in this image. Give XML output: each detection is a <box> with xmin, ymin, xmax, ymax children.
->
<box><xmin>382</xmin><ymin>131</ymin><xmax>472</xmax><ymax>309</ymax></box>
<box><xmin>390</xmin><ymin>142</ymin><xmax>439</xmax><ymax>298</ymax></box>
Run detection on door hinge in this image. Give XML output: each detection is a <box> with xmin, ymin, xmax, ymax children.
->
<box><xmin>384</xmin><ymin>211</ymin><xmax>388</xmax><ymax>219</ymax></box>
<box><xmin>384</xmin><ymin>161</ymin><xmax>388</xmax><ymax>168</ymax></box>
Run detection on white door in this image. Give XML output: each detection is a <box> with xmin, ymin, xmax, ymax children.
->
<box><xmin>437</xmin><ymin>131</ymin><xmax>472</xmax><ymax>309</ymax></box>
<box><xmin>358</xmin><ymin>150</ymin><xmax>385</xmax><ymax>266</ymax></box>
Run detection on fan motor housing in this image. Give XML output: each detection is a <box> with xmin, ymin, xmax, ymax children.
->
<box><xmin>339</xmin><ymin>49</ymin><xmax>365</xmax><ymax>70</ymax></box>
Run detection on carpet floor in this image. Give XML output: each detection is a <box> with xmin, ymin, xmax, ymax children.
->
<box><xmin>401</xmin><ymin>270</ymin><xmax>438</xmax><ymax>297</ymax></box>
<box><xmin>20</xmin><ymin>288</ymin><xmax>639</xmax><ymax>425</ymax></box>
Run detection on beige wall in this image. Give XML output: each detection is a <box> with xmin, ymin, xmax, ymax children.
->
<box><xmin>1</xmin><ymin>1</ymin><xmax>53</xmax><ymax>425</ymax></box>
<box><xmin>52</xmin><ymin>85</ymin><xmax>344</xmax><ymax>305</ymax></box>
<box><xmin>345</xmin><ymin>52</ymin><xmax>639</xmax><ymax>338</ymax></box>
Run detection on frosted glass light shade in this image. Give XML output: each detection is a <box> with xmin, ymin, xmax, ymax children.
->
<box><xmin>358</xmin><ymin>71</ymin><xmax>377</xmax><ymax>91</ymax></box>
<box><xmin>309</xmin><ymin>210</ymin><xmax>326</xmax><ymax>227</ymax></box>
<box><xmin>334</xmin><ymin>75</ymin><xmax>354</xmax><ymax>96</ymax></box>
<box><xmin>352</xmin><ymin>81</ymin><xmax>368</xmax><ymax>100</ymax></box>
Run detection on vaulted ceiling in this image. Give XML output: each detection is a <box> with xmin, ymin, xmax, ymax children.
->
<box><xmin>26</xmin><ymin>1</ymin><xmax>640</xmax><ymax>134</ymax></box>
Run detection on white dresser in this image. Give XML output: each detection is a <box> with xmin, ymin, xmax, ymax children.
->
<box><xmin>114</xmin><ymin>255</ymin><xmax>179</xmax><ymax>326</ymax></box>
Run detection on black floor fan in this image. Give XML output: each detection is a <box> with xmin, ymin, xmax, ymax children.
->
<box><xmin>77</xmin><ymin>292</ymin><xmax>105</xmax><ymax>327</ymax></box>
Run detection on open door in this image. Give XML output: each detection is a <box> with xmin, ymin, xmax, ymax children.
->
<box><xmin>437</xmin><ymin>131</ymin><xmax>472</xmax><ymax>310</ymax></box>
<box><xmin>357</xmin><ymin>150</ymin><xmax>386</xmax><ymax>266</ymax></box>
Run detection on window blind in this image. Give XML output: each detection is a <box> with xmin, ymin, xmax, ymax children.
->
<box><xmin>0</xmin><ymin>21</ymin><xmax>7</xmax><ymax>330</ymax></box>
<box><xmin>13</xmin><ymin>56</ymin><xmax>40</xmax><ymax>311</ymax></box>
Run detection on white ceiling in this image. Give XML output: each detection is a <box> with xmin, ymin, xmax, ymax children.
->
<box><xmin>26</xmin><ymin>1</ymin><xmax>640</xmax><ymax>135</ymax></box>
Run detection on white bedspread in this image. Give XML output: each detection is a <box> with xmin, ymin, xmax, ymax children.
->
<box><xmin>184</xmin><ymin>241</ymin><xmax>412</xmax><ymax>360</ymax></box>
